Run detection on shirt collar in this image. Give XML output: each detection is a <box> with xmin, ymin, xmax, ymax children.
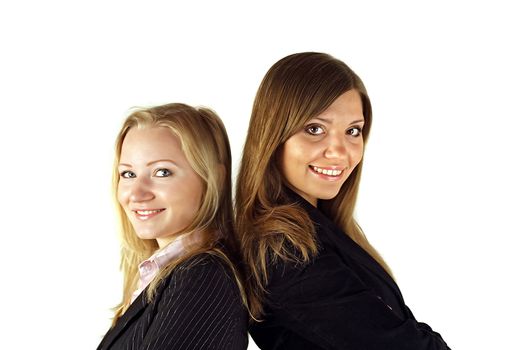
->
<box><xmin>131</xmin><ymin>230</ymin><xmax>204</xmax><ymax>303</ymax></box>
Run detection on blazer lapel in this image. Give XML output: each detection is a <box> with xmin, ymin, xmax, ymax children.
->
<box><xmin>318</xmin><ymin>211</ymin><xmax>402</xmax><ymax>296</ymax></box>
<box><xmin>98</xmin><ymin>292</ymin><xmax>148</xmax><ymax>350</ymax></box>
<box><xmin>288</xmin><ymin>190</ymin><xmax>404</xmax><ymax>300</ymax></box>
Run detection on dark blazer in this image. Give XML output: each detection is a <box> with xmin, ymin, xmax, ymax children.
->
<box><xmin>250</xmin><ymin>191</ymin><xmax>450</xmax><ymax>350</ymax></box>
<box><xmin>98</xmin><ymin>254</ymin><xmax>248</xmax><ymax>350</ymax></box>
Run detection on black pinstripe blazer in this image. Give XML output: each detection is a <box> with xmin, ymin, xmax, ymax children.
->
<box><xmin>97</xmin><ymin>254</ymin><xmax>248</xmax><ymax>350</ymax></box>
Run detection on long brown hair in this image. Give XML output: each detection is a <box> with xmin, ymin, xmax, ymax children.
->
<box><xmin>235</xmin><ymin>52</ymin><xmax>393</xmax><ymax>319</ymax></box>
<box><xmin>112</xmin><ymin>103</ymin><xmax>245</xmax><ymax>324</ymax></box>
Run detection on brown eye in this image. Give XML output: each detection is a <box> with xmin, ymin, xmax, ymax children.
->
<box><xmin>305</xmin><ymin>124</ymin><xmax>324</xmax><ymax>135</ymax></box>
<box><xmin>347</xmin><ymin>127</ymin><xmax>362</xmax><ymax>137</ymax></box>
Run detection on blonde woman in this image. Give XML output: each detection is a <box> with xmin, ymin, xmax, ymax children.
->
<box><xmin>236</xmin><ymin>53</ymin><xmax>450</xmax><ymax>349</ymax></box>
<box><xmin>98</xmin><ymin>103</ymin><xmax>247</xmax><ymax>350</ymax></box>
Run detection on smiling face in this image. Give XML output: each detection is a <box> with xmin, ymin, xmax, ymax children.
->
<box><xmin>280</xmin><ymin>89</ymin><xmax>365</xmax><ymax>207</ymax></box>
<box><xmin>117</xmin><ymin>126</ymin><xmax>204</xmax><ymax>248</ymax></box>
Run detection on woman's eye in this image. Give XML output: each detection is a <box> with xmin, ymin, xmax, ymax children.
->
<box><xmin>120</xmin><ymin>170</ymin><xmax>135</xmax><ymax>179</ymax></box>
<box><xmin>305</xmin><ymin>124</ymin><xmax>324</xmax><ymax>135</ymax></box>
<box><xmin>154</xmin><ymin>169</ymin><xmax>172</xmax><ymax>177</ymax></box>
<box><xmin>347</xmin><ymin>127</ymin><xmax>362</xmax><ymax>137</ymax></box>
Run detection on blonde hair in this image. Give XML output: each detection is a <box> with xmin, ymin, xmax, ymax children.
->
<box><xmin>235</xmin><ymin>52</ymin><xmax>393</xmax><ymax>318</ymax></box>
<box><xmin>112</xmin><ymin>103</ymin><xmax>245</xmax><ymax>323</ymax></box>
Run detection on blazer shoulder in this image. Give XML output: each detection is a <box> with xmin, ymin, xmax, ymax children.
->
<box><xmin>162</xmin><ymin>252</ymin><xmax>244</xmax><ymax>306</ymax></box>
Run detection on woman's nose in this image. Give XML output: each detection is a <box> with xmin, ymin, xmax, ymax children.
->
<box><xmin>129</xmin><ymin>177</ymin><xmax>155</xmax><ymax>202</ymax></box>
<box><xmin>323</xmin><ymin>134</ymin><xmax>347</xmax><ymax>159</ymax></box>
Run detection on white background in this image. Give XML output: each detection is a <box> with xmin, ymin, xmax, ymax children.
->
<box><xmin>1</xmin><ymin>1</ymin><xmax>523</xmax><ymax>349</ymax></box>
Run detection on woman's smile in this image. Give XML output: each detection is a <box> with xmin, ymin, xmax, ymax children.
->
<box><xmin>132</xmin><ymin>208</ymin><xmax>166</xmax><ymax>221</ymax></box>
<box><xmin>309</xmin><ymin>165</ymin><xmax>346</xmax><ymax>181</ymax></box>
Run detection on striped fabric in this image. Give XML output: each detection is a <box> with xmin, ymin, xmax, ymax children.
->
<box><xmin>98</xmin><ymin>254</ymin><xmax>248</xmax><ymax>350</ymax></box>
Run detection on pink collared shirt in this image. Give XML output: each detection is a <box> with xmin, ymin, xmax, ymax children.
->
<box><xmin>130</xmin><ymin>231</ymin><xmax>203</xmax><ymax>303</ymax></box>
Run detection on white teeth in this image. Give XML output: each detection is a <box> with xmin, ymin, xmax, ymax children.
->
<box><xmin>312</xmin><ymin>166</ymin><xmax>343</xmax><ymax>176</ymax></box>
<box><xmin>136</xmin><ymin>209</ymin><xmax>162</xmax><ymax>215</ymax></box>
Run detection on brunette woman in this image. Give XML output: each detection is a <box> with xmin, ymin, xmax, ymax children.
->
<box><xmin>236</xmin><ymin>52</ymin><xmax>450</xmax><ymax>349</ymax></box>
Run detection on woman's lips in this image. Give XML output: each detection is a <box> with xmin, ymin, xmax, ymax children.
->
<box><xmin>132</xmin><ymin>209</ymin><xmax>165</xmax><ymax>221</ymax></box>
<box><xmin>309</xmin><ymin>165</ymin><xmax>346</xmax><ymax>181</ymax></box>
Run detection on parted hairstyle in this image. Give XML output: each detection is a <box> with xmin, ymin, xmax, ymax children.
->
<box><xmin>235</xmin><ymin>52</ymin><xmax>393</xmax><ymax>319</ymax></box>
<box><xmin>111</xmin><ymin>103</ymin><xmax>246</xmax><ymax>324</ymax></box>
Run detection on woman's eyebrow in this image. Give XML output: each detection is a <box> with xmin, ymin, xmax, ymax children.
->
<box><xmin>118</xmin><ymin>159</ymin><xmax>178</xmax><ymax>167</ymax></box>
<box><xmin>310</xmin><ymin>116</ymin><xmax>365</xmax><ymax>124</ymax></box>
<box><xmin>146</xmin><ymin>159</ymin><xmax>177</xmax><ymax>167</ymax></box>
